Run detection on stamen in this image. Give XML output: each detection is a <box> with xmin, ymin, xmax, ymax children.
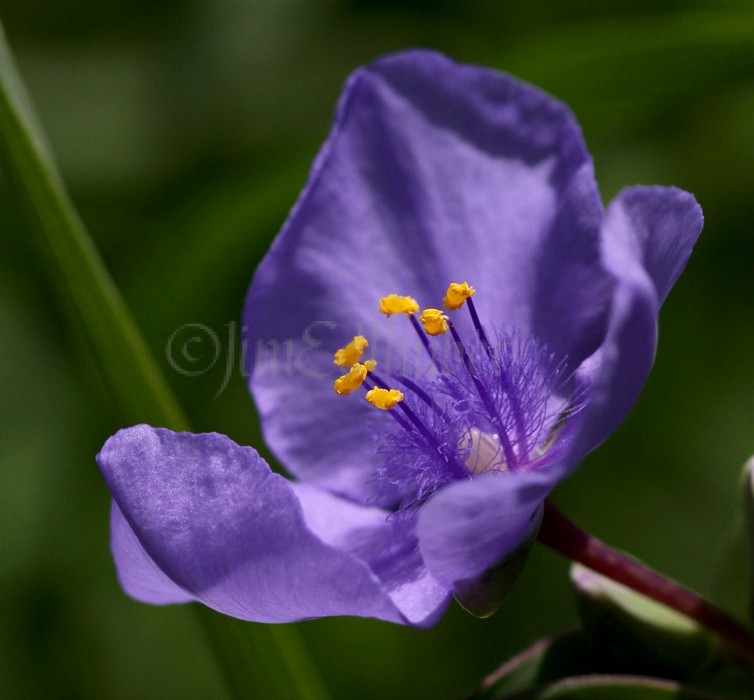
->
<box><xmin>443</xmin><ymin>282</ymin><xmax>475</xmax><ymax>311</ymax></box>
<box><xmin>407</xmin><ymin>315</ymin><xmax>443</xmax><ymax>372</ymax></box>
<box><xmin>371</xmin><ymin>381</ymin><xmax>468</xmax><ymax>495</ymax></box>
<box><xmin>391</xmin><ymin>373</ymin><xmax>446</xmax><ymax>417</ymax></box>
<box><xmin>446</xmin><ymin>319</ymin><xmax>518</xmax><ymax>469</ymax></box>
<box><xmin>333</xmin><ymin>362</ymin><xmax>371</xmax><ymax>395</ymax></box>
<box><xmin>369</xmin><ymin>371</ymin><xmax>453</xmax><ymax>464</ymax></box>
<box><xmin>379</xmin><ymin>294</ymin><xmax>442</xmax><ymax>371</ymax></box>
<box><xmin>331</xmin><ymin>281</ymin><xmax>578</xmax><ymax>515</ymax></box>
<box><xmin>419</xmin><ymin>308</ymin><xmax>449</xmax><ymax>336</ymax></box>
<box><xmin>465</xmin><ymin>296</ymin><xmax>491</xmax><ymax>357</ymax></box>
<box><xmin>493</xmin><ymin>343</ymin><xmax>529</xmax><ymax>455</ymax></box>
<box><xmin>365</xmin><ymin>387</ymin><xmax>404</xmax><ymax>410</ymax></box>
<box><xmin>379</xmin><ymin>295</ymin><xmax>419</xmax><ymax>317</ymax></box>
<box><xmin>446</xmin><ymin>320</ymin><xmax>471</xmax><ymax>372</ymax></box>
<box><xmin>363</xmin><ymin>377</ymin><xmax>412</xmax><ymax>430</ymax></box>
<box><xmin>334</xmin><ymin>335</ymin><xmax>368</xmax><ymax>368</ymax></box>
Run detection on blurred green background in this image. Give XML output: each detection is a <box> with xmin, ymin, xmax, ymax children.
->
<box><xmin>2</xmin><ymin>1</ymin><xmax>754</xmax><ymax>698</ymax></box>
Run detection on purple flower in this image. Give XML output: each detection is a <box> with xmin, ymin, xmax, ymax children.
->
<box><xmin>98</xmin><ymin>50</ymin><xmax>703</xmax><ymax>627</ymax></box>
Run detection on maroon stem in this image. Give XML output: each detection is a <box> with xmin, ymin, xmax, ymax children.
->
<box><xmin>539</xmin><ymin>500</ymin><xmax>754</xmax><ymax>664</ymax></box>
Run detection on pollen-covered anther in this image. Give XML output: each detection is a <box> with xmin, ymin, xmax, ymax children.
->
<box><xmin>443</xmin><ymin>282</ymin><xmax>476</xmax><ymax>311</ymax></box>
<box><xmin>379</xmin><ymin>294</ymin><xmax>420</xmax><ymax>317</ymax></box>
<box><xmin>334</xmin><ymin>335</ymin><xmax>368</xmax><ymax>368</ymax></box>
<box><xmin>333</xmin><ymin>363</ymin><xmax>369</xmax><ymax>396</ymax></box>
<box><xmin>365</xmin><ymin>387</ymin><xmax>404</xmax><ymax>410</ymax></box>
<box><xmin>419</xmin><ymin>308</ymin><xmax>449</xmax><ymax>336</ymax></box>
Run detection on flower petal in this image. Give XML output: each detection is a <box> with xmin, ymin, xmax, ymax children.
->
<box><xmin>415</xmin><ymin>187</ymin><xmax>702</xmax><ymax>588</ymax></box>
<box><xmin>244</xmin><ymin>49</ymin><xmax>610</xmax><ymax>499</ymax></box>
<box><xmin>110</xmin><ymin>501</ymin><xmax>193</xmax><ymax>605</ymax></box>
<box><xmin>415</xmin><ymin>408</ymin><xmax>586</xmax><ymax>590</ymax></box>
<box><xmin>604</xmin><ymin>186</ymin><xmax>703</xmax><ymax>305</ymax></box>
<box><xmin>575</xmin><ymin>186</ymin><xmax>703</xmax><ymax>454</ymax></box>
<box><xmin>416</xmin><ymin>472</ymin><xmax>545</xmax><ymax>588</ymax></box>
<box><xmin>414</xmin><ymin>391</ymin><xmax>590</xmax><ymax>590</ymax></box>
<box><xmin>98</xmin><ymin>425</ymin><xmax>426</xmax><ymax>624</ymax></box>
<box><xmin>292</xmin><ymin>483</ymin><xmax>450</xmax><ymax>627</ymax></box>
<box><xmin>532</xmin><ymin>162</ymin><xmax>613</xmax><ymax>370</ymax></box>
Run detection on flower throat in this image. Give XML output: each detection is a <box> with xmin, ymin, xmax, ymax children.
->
<box><xmin>332</xmin><ymin>282</ymin><xmax>581</xmax><ymax>513</ymax></box>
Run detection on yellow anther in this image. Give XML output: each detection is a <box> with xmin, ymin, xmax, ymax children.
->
<box><xmin>334</xmin><ymin>335</ymin><xmax>368</xmax><ymax>368</ymax></box>
<box><xmin>443</xmin><ymin>282</ymin><xmax>476</xmax><ymax>311</ymax></box>
<box><xmin>379</xmin><ymin>294</ymin><xmax>420</xmax><ymax>317</ymax></box>
<box><xmin>365</xmin><ymin>387</ymin><xmax>404</xmax><ymax>410</ymax></box>
<box><xmin>419</xmin><ymin>308</ymin><xmax>449</xmax><ymax>336</ymax></box>
<box><xmin>333</xmin><ymin>363</ymin><xmax>369</xmax><ymax>396</ymax></box>
<box><xmin>364</xmin><ymin>359</ymin><xmax>377</xmax><ymax>372</ymax></box>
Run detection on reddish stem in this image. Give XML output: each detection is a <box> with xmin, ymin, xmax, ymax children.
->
<box><xmin>538</xmin><ymin>499</ymin><xmax>754</xmax><ymax>664</ymax></box>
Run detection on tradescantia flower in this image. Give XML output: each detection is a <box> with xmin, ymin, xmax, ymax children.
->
<box><xmin>97</xmin><ymin>50</ymin><xmax>703</xmax><ymax>627</ymax></box>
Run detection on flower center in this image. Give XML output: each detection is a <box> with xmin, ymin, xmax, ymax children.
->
<box><xmin>331</xmin><ymin>282</ymin><xmax>581</xmax><ymax>513</ymax></box>
<box><xmin>461</xmin><ymin>428</ymin><xmax>507</xmax><ymax>475</ymax></box>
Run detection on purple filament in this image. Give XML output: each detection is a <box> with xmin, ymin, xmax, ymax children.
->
<box><xmin>465</xmin><ymin>297</ymin><xmax>491</xmax><ymax>357</ymax></box>
<box><xmin>409</xmin><ymin>314</ymin><xmax>443</xmax><ymax>372</ymax></box>
<box><xmin>446</xmin><ymin>320</ymin><xmax>518</xmax><ymax>469</ymax></box>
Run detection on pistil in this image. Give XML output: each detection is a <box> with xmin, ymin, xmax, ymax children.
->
<box><xmin>445</xmin><ymin>319</ymin><xmax>518</xmax><ymax>470</ymax></box>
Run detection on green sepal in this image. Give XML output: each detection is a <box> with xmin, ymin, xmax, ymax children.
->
<box><xmin>466</xmin><ymin>629</ymin><xmax>719</xmax><ymax>699</ymax></box>
<box><xmin>487</xmin><ymin>674</ymin><xmax>719</xmax><ymax>699</ymax></box>
<box><xmin>454</xmin><ymin>509</ymin><xmax>542</xmax><ymax>618</ymax></box>
<box><xmin>468</xmin><ymin>629</ymin><xmax>595</xmax><ymax>698</ymax></box>
<box><xmin>570</xmin><ymin>563</ymin><xmax>717</xmax><ymax>677</ymax></box>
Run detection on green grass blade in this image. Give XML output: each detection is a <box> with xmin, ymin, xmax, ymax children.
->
<box><xmin>0</xmin><ymin>21</ymin><xmax>328</xmax><ymax>700</ymax></box>
<box><xmin>0</xmin><ymin>22</ymin><xmax>186</xmax><ymax>430</ymax></box>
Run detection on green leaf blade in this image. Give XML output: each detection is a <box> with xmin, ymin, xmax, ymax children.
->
<box><xmin>0</xmin><ymin>20</ymin><xmax>327</xmax><ymax>700</ymax></box>
<box><xmin>0</xmin><ymin>22</ymin><xmax>187</xmax><ymax>430</ymax></box>
<box><xmin>504</xmin><ymin>674</ymin><xmax>720</xmax><ymax>700</ymax></box>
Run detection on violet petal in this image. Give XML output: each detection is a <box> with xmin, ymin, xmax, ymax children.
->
<box><xmin>416</xmin><ymin>471</ymin><xmax>545</xmax><ymax>588</ymax></box>
<box><xmin>98</xmin><ymin>425</ymin><xmax>423</xmax><ymax>624</ymax></box>
<box><xmin>245</xmin><ymin>49</ymin><xmax>611</xmax><ymax>500</ymax></box>
<box><xmin>575</xmin><ymin>186</ymin><xmax>703</xmax><ymax>454</ymax></box>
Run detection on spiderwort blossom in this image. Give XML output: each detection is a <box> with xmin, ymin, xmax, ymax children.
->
<box><xmin>97</xmin><ymin>50</ymin><xmax>703</xmax><ymax>627</ymax></box>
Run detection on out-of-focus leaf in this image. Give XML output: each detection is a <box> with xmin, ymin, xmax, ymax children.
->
<box><xmin>499</xmin><ymin>11</ymin><xmax>754</xmax><ymax>140</ymax></box>
<box><xmin>744</xmin><ymin>457</ymin><xmax>754</xmax><ymax>625</ymax></box>
<box><xmin>194</xmin><ymin>607</ymin><xmax>330</xmax><ymax>700</ymax></box>
<box><xmin>571</xmin><ymin>563</ymin><xmax>716</xmax><ymax>677</ymax></box>
<box><xmin>491</xmin><ymin>674</ymin><xmax>719</xmax><ymax>700</ymax></box>
<box><xmin>467</xmin><ymin>630</ymin><xmax>719</xmax><ymax>699</ymax></box>
<box><xmin>0</xmin><ymin>21</ymin><xmax>328</xmax><ymax>700</ymax></box>
<box><xmin>0</xmin><ymin>20</ymin><xmax>187</xmax><ymax>431</ymax></box>
<box><xmin>126</xmin><ymin>153</ymin><xmax>313</xmax><ymax>331</ymax></box>
<box><xmin>711</xmin><ymin>458</ymin><xmax>753</xmax><ymax>623</ymax></box>
<box><xmin>468</xmin><ymin>630</ymin><xmax>597</xmax><ymax>699</ymax></box>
